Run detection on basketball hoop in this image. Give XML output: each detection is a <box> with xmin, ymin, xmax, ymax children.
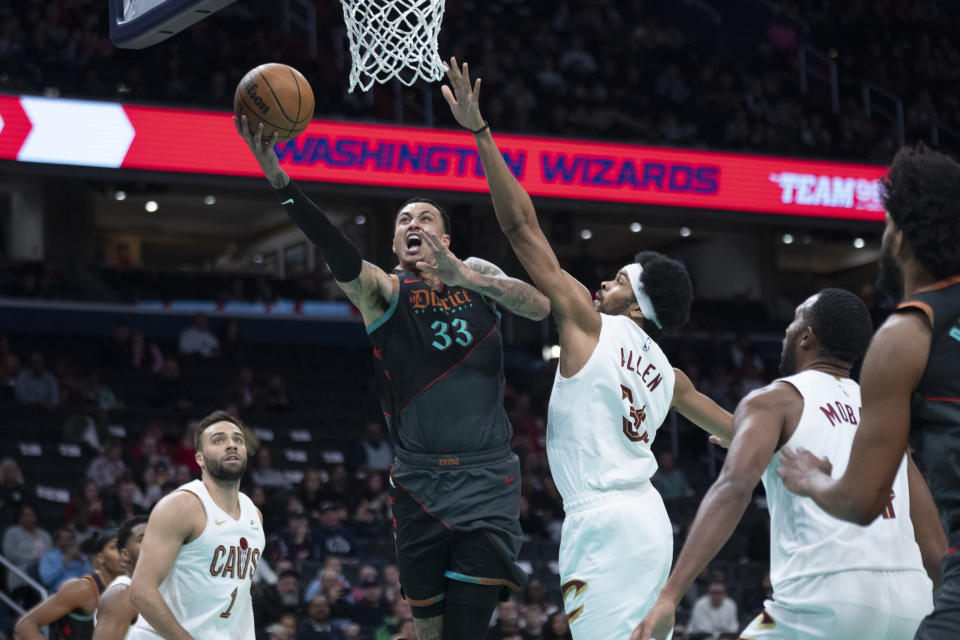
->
<box><xmin>340</xmin><ymin>0</ymin><xmax>447</xmax><ymax>92</ymax></box>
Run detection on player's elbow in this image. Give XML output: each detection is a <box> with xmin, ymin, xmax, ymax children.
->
<box><xmin>849</xmin><ymin>492</ymin><xmax>887</xmax><ymax>526</ymax></box>
<box><xmin>13</xmin><ymin>616</ymin><xmax>37</xmax><ymax>640</ymax></box>
<box><xmin>127</xmin><ymin>579</ymin><xmax>150</xmax><ymax>612</ymax></box>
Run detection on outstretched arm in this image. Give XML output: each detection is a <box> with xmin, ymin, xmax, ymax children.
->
<box><xmin>778</xmin><ymin>311</ymin><xmax>928</xmax><ymax>524</ymax></box>
<box><xmin>671</xmin><ymin>368</ymin><xmax>734</xmax><ymax>446</ymax></box>
<box><xmin>14</xmin><ymin>579</ymin><xmax>96</xmax><ymax>640</ymax></box>
<box><xmin>442</xmin><ymin>59</ymin><xmax>596</xmax><ymax>330</ymax></box>
<box><xmin>413</xmin><ymin>230</ymin><xmax>549</xmax><ymax>320</ymax></box>
<box><xmin>129</xmin><ymin>493</ymin><xmax>203</xmax><ymax>640</ymax></box>
<box><xmin>93</xmin><ymin>585</ymin><xmax>139</xmax><ymax>640</ymax></box>
<box><xmin>234</xmin><ymin>116</ymin><xmax>394</xmax><ymax>326</ymax></box>
<box><xmin>632</xmin><ymin>383</ymin><xmax>794</xmax><ymax>640</ymax></box>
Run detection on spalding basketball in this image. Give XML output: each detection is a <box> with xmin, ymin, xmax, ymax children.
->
<box><xmin>234</xmin><ymin>63</ymin><xmax>315</xmax><ymax>143</ymax></box>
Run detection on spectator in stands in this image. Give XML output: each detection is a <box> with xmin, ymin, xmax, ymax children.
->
<box><xmin>252</xmin><ymin>446</ymin><xmax>291</xmax><ymax>489</ymax></box>
<box><xmin>224</xmin><ymin>366</ymin><xmax>261</xmax><ymax>412</ymax></box>
<box><xmin>306</xmin><ymin>566</ymin><xmax>354</xmax><ymax>620</ymax></box>
<box><xmin>489</xmin><ymin>600</ymin><xmax>522</xmax><ymax>640</ymax></box>
<box><xmin>277</xmin><ymin>511</ymin><xmax>316</xmax><ymax>563</ymax></box>
<box><xmin>374</xmin><ymin>597</ymin><xmax>412</xmax><ymax>640</ymax></box>
<box><xmin>170</xmin><ymin>420</ymin><xmax>201</xmax><ymax>473</ymax></box>
<box><xmin>62</xmin><ymin>395</ymin><xmax>106</xmax><ymax>451</ymax></box>
<box><xmin>314</xmin><ymin>502</ymin><xmax>358</xmax><ymax>561</ymax></box>
<box><xmin>544</xmin><ymin>612</ymin><xmax>572</xmax><ymax>640</ymax></box>
<box><xmin>111</xmin><ymin>242</ymin><xmax>135</xmax><ymax>268</ymax></box>
<box><xmin>86</xmin><ymin>440</ymin><xmax>128</xmax><ymax>489</ymax></box>
<box><xmin>355</xmin><ymin>421</ymin><xmax>393</xmax><ymax>472</ymax></box>
<box><xmin>297</xmin><ymin>595</ymin><xmax>346</xmax><ymax>640</ymax></box>
<box><xmin>351</xmin><ymin>575</ymin><xmax>391</xmax><ymax>632</ymax></box>
<box><xmin>14</xmin><ymin>351</ymin><xmax>59</xmax><ymax>409</ymax></box>
<box><xmin>2</xmin><ymin>504</ymin><xmax>52</xmax><ymax>593</ymax></box>
<box><xmin>265</xmin><ymin>372</ymin><xmax>292</xmax><ymax>411</ymax></box>
<box><xmin>0</xmin><ymin>334</ymin><xmax>20</xmax><ymax>390</ymax></box>
<box><xmin>652</xmin><ymin>451</ymin><xmax>694</xmax><ymax>502</ymax></box>
<box><xmin>0</xmin><ymin>457</ymin><xmax>27</xmax><ymax>528</ymax></box>
<box><xmin>106</xmin><ymin>479</ymin><xmax>148</xmax><ymax>527</ymax></box>
<box><xmin>130</xmin><ymin>329</ymin><xmax>165</xmax><ymax>373</ymax></box>
<box><xmin>38</xmin><ymin>527</ymin><xmax>93</xmax><ymax>591</ymax></box>
<box><xmin>382</xmin><ymin>564</ymin><xmax>402</xmax><ymax>605</ymax></box>
<box><xmin>86</xmin><ymin>369</ymin><xmax>124</xmax><ymax>412</ymax></box>
<box><xmin>151</xmin><ymin>358</ymin><xmax>195</xmax><ymax>411</ymax></box>
<box><xmin>522</xmin><ymin>603</ymin><xmax>546</xmax><ymax>640</ymax></box>
<box><xmin>66</xmin><ymin>505</ymin><xmax>102</xmax><ymax>550</ymax></box>
<box><xmin>522</xmin><ymin>578</ymin><xmax>556</xmax><ymax>617</ymax></box>
<box><xmin>64</xmin><ymin>479</ymin><xmax>105</xmax><ymax>529</ymax></box>
<box><xmin>178</xmin><ymin>313</ymin><xmax>220</xmax><ymax>358</ymax></box>
<box><xmin>686</xmin><ymin>580</ymin><xmax>740</xmax><ymax>640</ymax></box>
<box><xmin>219</xmin><ymin>318</ymin><xmax>249</xmax><ymax>362</ymax></box>
<box><xmin>214</xmin><ymin>241</ymin><xmax>249</xmax><ymax>272</ymax></box>
<box><xmin>298</xmin><ymin>469</ymin><xmax>328</xmax><ymax>516</ymax></box>
<box><xmin>395</xmin><ymin>618</ymin><xmax>417</xmax><ymax>640</ymax></box>
<box><xmin>255</xmin><ymin>568</ymin><xmax>304</xmax><ymax>631</ymax></box>
<box><xmin>103</xmin><ymin>321</ymin><xmax>132</xmax><ymax>368</ymax></box>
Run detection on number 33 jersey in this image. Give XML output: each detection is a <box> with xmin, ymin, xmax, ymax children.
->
<box><xmin>368</xmin><ymin>270</ymin><xmax>511</xmax><ymax>454</ymax></box>
<box><xmin>129</xmin><ymin>480</ymin><xmax>264</xmax><ymax>640</ymax></box>
<box><xmin>547</xmin><ymin>314</ymin><xmax>676</xmax><ymax>504</ymax></box>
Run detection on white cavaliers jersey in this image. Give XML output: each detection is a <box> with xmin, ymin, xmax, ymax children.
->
<box><xmin>129</xmin><ymin>480</ymin><xmax>264</xmax><ymax>640</ymax></box>
<box><xmin>763</xmin><ymin>370</ymin><xmax>925</xmax><ymax>590</ymax></box>
<box><xmin>547</xmin><ymin>314</ymin><xmax>676</xmax><ymax>504</ymax></box>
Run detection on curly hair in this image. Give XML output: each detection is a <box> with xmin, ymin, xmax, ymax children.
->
<box><xmin>807</xmin><ymin>288</ymin><xmax>873</xmax><ymax>364</ymax></box>
<box><xmin>633</xmin><ymin>251</ymin><xmax>694</xmax><ymax>338</ymax></box>
<box><xmin>117</xmin><ymin>515</ymin><xmax>149</xmax><ymax>551</ymax></box>
<box><xmin>881</xmin><ymin>143</ymin><xmax>960</xmax><ymax>280</ymax></box>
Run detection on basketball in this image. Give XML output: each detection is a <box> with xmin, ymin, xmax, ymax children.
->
<box><xmin>234</xmin><ymin>63</ymin><xmax>315</xmax><ymax>143</ymax></box>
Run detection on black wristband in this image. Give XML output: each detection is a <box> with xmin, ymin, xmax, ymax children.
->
<box><xmin>274</xmin><ymin>179</ymin><xmax>363</xmax><ymax>282</ymax></box>
<box><xmin>471</xmin><ymin>122</ymin><xmax>490</xmax><ymax>135</ymax></box>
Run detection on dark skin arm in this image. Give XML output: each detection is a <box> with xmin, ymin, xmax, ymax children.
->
<box><xmin>93</xmin><ymin>584</ymin><xmax>139</xmax><ymax>640</ymax></box>
<box><xmin>671</xmin><ymin>368</ymin><xmax>734</xmax><ymax>446</ymax></box>
<box><xmin>14</xmin><ymin>578</ymin><xmax>98</xmax><ymax>640</ymax></box>
<box><xmin>778</xmin><ymin>311</ymin><xmax>929</xmax><ymax>524</ymax></box>
<box><xmin>907</xmin><ymin>454</ymin><xmax>948</xmax><ymax>588</ymax></box>
<box><xmin>632</xmin><ymin>382</ymin><xmax>800</xmax><ymax>640</ymax></box>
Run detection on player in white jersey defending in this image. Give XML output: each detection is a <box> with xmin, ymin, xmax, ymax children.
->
<box><xmin>128</xmin><ymin>411</ymin><xmax>265</xmax><ymax>640</ymax></box>
<box><xmin>438</xmin><ymin>59</ymin><xmax>734</xmax><ymax>640</ymax></box>
<box><xmin>633</xmin><ymin>289</ymin><xmax>946</xmax><ymax>640</ymax></box>
<box><xmin>93</xmin><ymin>516</ymin><xmax>148</xmax><ymax>640</ymax></box>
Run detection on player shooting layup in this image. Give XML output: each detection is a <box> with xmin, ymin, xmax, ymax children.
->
<box><xmin>441</xmin><ymin>58</ymin><xmax>733</xmax><ymax>640</ymax></box>
<box><xmin>128</xmin><ymin>411</ymin><xmax>264</xmax><ymax>640</ymax></box>
<box><xmin>236</xmin><ymin>113</ymin><xmax>550</xmax><ymax>640</ymax></box>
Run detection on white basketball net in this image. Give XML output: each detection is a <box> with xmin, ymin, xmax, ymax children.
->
<box><xmin>340</xmin><ymin>0</ymin><xmax>447</xmax><ymax>92</ymax></box>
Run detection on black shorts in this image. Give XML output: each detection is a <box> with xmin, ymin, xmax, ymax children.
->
<box><xmin>389</xmin><ymin>445</ymin><xmax>527</xmax><ymax>607</ymax></box>
<box><xmin>915</xmin><ymin>549</ymin><xmax>960</xmax><ymax>640</ymax></box>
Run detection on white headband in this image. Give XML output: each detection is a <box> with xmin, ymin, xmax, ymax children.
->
<box><xmin>622</xmin><ymin>263</ymin><xmax>662</xmax><ymax>329</ymax></box>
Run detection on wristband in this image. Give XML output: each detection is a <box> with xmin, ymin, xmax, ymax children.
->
<box><xmin>471</xmin><ymin>122</ymin><xmax>490</xmax><ymax>135</ymax></box>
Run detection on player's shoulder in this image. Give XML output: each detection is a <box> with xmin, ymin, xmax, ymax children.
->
<box><xmin>150</xmin><ymin>487</ymin><xmax>205</xmax><ymax>522</ymax></box>
<box><xmin>57</xmin><ymin>574</ymin><xmax>100</xmax><ymax>604</ymax></box>
<box><xmin>740</xmin><ymin>379</ymin><xmax>803</xmax><ymax>413</ymax></box>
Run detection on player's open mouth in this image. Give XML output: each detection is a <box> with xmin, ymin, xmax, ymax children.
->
<box><xmin>405</xmin><ymin>234</ymin><xmax>423</xmax><ymax>252</ymax></box>
<box><xmin>224</xmin><ymin>455</ymin><xmax>240</xmax><ymax>462</ymax></box>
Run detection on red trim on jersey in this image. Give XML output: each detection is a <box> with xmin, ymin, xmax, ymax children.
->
<box><xmin>946</xmin><ymin>544</ymin><xmax>960</xmax><ymax>557</ymax></box>
<box><xmin>925</xmin><ymin>397</ymin><xmax>960</xmax><ymax>403</ymax></box>
<box><xmin>391</xmin><ymin>472</ymin><xmax>453</xmax><ymax>531</ymax></box>
<box><xmin>397</xmin><ymin>324</ymin><xmax>497</xmax><ymax>415</ymax></box>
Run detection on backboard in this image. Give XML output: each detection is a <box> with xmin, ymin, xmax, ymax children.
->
<box><xmin>109</xmin><ymin>0</ymin><xmax>239</xmax><ymax>49</ymax></box>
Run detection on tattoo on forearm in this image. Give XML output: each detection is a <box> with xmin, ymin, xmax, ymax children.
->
<box><xmin>414</xmin><ymin>616</ymin><xmax>443</xmax><ymax>640</ymax></box>
<box><xmin>464</xmin><ymin>258</ymin><xmax>548</xmax><ymax>320</ymax></box>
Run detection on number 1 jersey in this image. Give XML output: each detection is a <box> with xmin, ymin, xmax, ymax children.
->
<box><xmin>368</xmin><ymin>269</ymin><xmax>512</xmax><ymax>454</ymax></box>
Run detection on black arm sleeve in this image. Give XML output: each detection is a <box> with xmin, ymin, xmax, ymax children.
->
<box><xmin>274</xmin><ymin>179</ymin><xmax>363</xmax><ymax>282</ymax></box>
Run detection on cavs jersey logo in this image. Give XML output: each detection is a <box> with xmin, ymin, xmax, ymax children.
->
<box><xmin>561</xmin><ymin>579</ymin><xmax>588</xmax><ymax>623</ymax></box>
<box><xmin>742</xmin><ymin>609</ymin><xmax>776</xmax><ymax>638</ymax></box>
<box><xmin>620</xmin><ymin>385</ymin><xmax>650</xmax><ymax>443</ymax></box>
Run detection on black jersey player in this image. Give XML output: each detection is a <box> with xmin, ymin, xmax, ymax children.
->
<box><xmin>235</xmin><ymin>116</ymin><xmax>549</xmax><ymax>640</ymax></box>
<box><xmin>779</xmin><ymin>144</ymin><xmax>958</xmax><ymax>639</ymax></box>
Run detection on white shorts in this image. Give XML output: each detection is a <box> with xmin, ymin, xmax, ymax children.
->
<box><xmin>741</xmin><ymin>569</ymin><xmax>934</xmax><ymax>640</ymax></box>
<box><xmin>559</xmin><ymin>483</ymin><xmax>674</xmax><ymax>640</ymax></box>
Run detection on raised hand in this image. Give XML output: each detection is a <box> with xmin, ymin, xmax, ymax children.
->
<box><xmin>777</xmin><ymin>447</ymin><xmax>833</xmax><ymax>496</ymax></box>
<box><xmin>233</xmin><ymin>114</ymin><xmax>287</xmax><ymax>188</ymax></box>
<box><xmin>441</xmin><ymin>57</ymin><xmax>485</xmax><ymax>131</ymax></box>
<box><xmin>630</xmin><ymin>596</ymin><xmax>675</xmax><ymax>640</ymax></box>
<box><xmin>415</xmin><ymin>230</ymin><xmax>466</xmax><ymax>291</ymax></box>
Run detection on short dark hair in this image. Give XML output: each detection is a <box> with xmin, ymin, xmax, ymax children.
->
<box><xmin>396</xmin><ymin>198</ymin><xmax>451</xmax><ymax>235</ymax></box>
<box><xmin>807</xmin><ymin>288</ymin><xmax>873</xmax><ymax>364</ymax></box>
<box><xmin>194</xmin><ymin>410</ymin><xmax>246</xmax><ymax>450</ymax></box>
<box><xmin>882</xmin><ymin>143</ymin><xmax>960</xmax><ymax>280</ymax></box>
<box><xmin>118</xmin><ymin>516</ymin><xmax>149</xmax><ymax>550</ymax></box>
<box><xmin>633</xmin><ymin>251</ymin><xmax>694</xmax><ymax>338</ymax></box>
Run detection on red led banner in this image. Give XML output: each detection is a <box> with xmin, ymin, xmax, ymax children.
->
<box><xmin>0</xmin><ymin>95</ymin><xmax>887</xmax><ymax>221</ymax></box>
